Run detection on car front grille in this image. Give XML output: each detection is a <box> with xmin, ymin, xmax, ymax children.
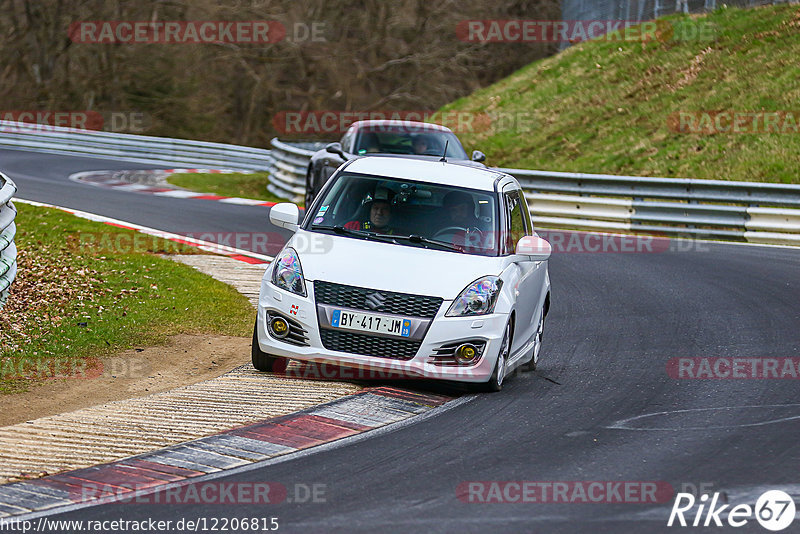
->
<box><xmin>313</xmin><ymin>281</ymin><xmax>443</xmax><ymax>318</ymax></box>
<box><xmin>319</xmin><ymin>329</ymin><xmax>422</xmax><ymax>360</ymax></box>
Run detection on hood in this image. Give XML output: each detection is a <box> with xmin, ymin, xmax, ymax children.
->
<box><xmin>288</xmin><ymin>230</ymin><xmax>503</xmax><ymax>300</ymax></box>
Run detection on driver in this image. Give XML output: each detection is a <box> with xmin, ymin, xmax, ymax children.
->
<box><xmin>344</xmin><ymin>188</ymin><xmax>395</xmax><ymax>233</ymax></box>
<box><xmin>442</xmin><ymin>191</ymin><xmax>480</xmax><ymax>229</ymax></box>
<box><xmin>440</xmin><ymin>191</ymin><xmax>487</xmax><ymax>250</ymax></box>
<box><xmin>412</xmin><ymin>135</ymin><xmax>431</xmax><ymax>155</ymax></box>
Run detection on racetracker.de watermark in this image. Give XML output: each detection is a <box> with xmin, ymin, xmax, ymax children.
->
<box><xmin>667</xmin><ymin>357</ymin><xmax>800</xmax><ymax>379</ymax></box>
<box><xmin>69</xmin><ymin>21</ymin><xmax>287</xmax><ymax>44</ymax></box>
<box><xmin>454</xmin><ymin>230</ymin><xmax>711</xmax><ymax>254</ymax></box>
<box><xmin>70</xmin><ymin>482</ymin><xmax>326</xmax><ymax>505</ymax></box>
<box><xmin>271</xmin><ymin>110</ymin><xmax>536</xmax><ymax>135</ymax></box>
<box><xmin>0</xmin><ymin>357</ymin><xmax>102</xmax><ymax>380</ymax></box>
<box><xmin>0</xmin><ymin>356</ymin><xmax>153</xmax><ymax>380</ymax></box>
<box><xmin>72</xmin><ymin>231</ymin><xmax>333</xmax><ymax>256</ymax></box>
<box><xmin>538</xmin><ymin>231</ymin><xmax>673</xmax><ymax>253</ymax></box>
<box><xmin>456</xmin><ymin>481</ymin><xmax>674</xmax><ymax>503</ymax></box>
<box><xmin>271</xmin><ymin>359</ymin><xmax>488</xmax><ymax>381</ymax></box>
<box><xmin>0</xmin><ymin>111</ymin><xmax>149</xmax><ymax>133</ymax></box>
<box><xmin>456</xmin><ymin>19</ymin><xmax>716</xmax><ymax>43</ymax></box>
<box><xmin>668</xmin><ymin>111</ymin><xmax>800</xmax><ymax>135</ymax></box>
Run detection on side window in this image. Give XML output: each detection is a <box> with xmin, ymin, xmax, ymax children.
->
<box><xmin>503</xmin><ymin>190</ymin><xmax>530</xmax><ymax>254</ymax></box>
<box><xmin>519</xmin><ymin>191</ymin><xmax>534</xmax><ymax>234</ymax></box>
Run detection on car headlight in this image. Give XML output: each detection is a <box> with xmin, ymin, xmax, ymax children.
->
<box><xmin>446</xmin><ymin>276</ymin><xmax>503</xmax><ymax>317</ymax></box>
<box><xmin>271</xmin><ymin>247</ymin><xmax>306</xmax><ymax>296</ymax></box>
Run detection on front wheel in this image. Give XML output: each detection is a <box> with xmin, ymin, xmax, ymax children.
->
<box><xmin>522</xmin><ymin>311</ymin><xmax>545</xmax><ymax>372</ymax></box>
<box><xmin>251</xmin><ymin>321</ymin><xmax>286</xmax><ymax>373</ymax></box>
<box><xmin>483</xmin><ymin>320</ymin><xmax>511</xmax><ymax>392</ymax></box>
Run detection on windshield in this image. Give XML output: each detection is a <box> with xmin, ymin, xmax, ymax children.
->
<box><xmin>306</xmin><ymin>172</ymin><xmax>498</xmax><ymax>256</ymax></box>
<box><xmin>353</xmin><ymin>126</ymin><xmax>469</xmax><ymax>159</ymax></box>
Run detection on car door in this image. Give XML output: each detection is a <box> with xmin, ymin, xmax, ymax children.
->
<box><xmin>502</xmin><ymin>184</ymin><xmax>547</xmax><ymax>357</ymax></box>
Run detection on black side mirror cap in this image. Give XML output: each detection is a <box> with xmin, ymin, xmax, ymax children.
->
<box><xmin>326</xmin><ymin>142</ymin><xmax>346</xmax><ymax>159</ymax></box>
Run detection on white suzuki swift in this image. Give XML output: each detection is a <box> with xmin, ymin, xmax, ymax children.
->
<box><xmin>253</xmin><ymin>156</ymin><xmax>551</xmax><ymax>391</ymax></box>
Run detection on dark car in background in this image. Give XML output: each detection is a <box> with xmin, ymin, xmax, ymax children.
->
<box><xmin>304</xmin><ymin>119</ymin><xmax>486</xmax><ymax>206</ymax></box>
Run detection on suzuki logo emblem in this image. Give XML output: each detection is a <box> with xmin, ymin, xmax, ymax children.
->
<box><xmin>364</xmin><ymin>291</ymin><xmax>386</xmax><ymax>311</ymax></box>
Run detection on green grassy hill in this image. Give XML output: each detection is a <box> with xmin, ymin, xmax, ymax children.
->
<box><xmin>440</xmin><ymin>4</ymin><xmax>800</xmax><ymax>183</ymax></box>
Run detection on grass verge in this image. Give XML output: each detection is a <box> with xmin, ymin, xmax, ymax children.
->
<box><xmin>0</xmin><ymin>203</ymin><xmax>257</xmax><ymax>394</ymax></box>
<box><xmin>167</xmin><ymin>172</ymin><xmax>292</xmax><ymax>204</ymax></box>
<box><xmin>439</xmin><ymin>4</ymin><xmax>800</xmax><ymax>183</ymax></box>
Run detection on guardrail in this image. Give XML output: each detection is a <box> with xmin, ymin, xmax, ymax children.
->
<box><xmin>507</xmin><ymin>169</ymin><xmax>800</xmax><ymax>246</ymax></box>
<box><xmin>0</xmin><ymin>120</ymin><xmax>273</xmax><ymax>172</ymax></box>
<box><xmin>0</xmin><ymin>173</ymin><xmax>17</xmax><ymax>310</ymax></box>
<box><xmin>266</xmin><ymin>140</ymin><xmax>800</xmax><ymax>246</ymax></box>
<box><xmin>267</xmin><ymin>138</ymin><xmax>324</xmax><ymax>203</ymax></box>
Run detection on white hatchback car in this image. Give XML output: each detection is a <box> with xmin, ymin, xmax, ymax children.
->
<box><xmin>253</xmin><ymin>156</ymin><xmax>551</xmax><ymax>391</ymax></box>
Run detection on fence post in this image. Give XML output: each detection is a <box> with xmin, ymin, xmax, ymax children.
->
<box><xmin>0</xmin><ymin>173</ymin><xmax>18</xmax><ymax>310</ymax></box>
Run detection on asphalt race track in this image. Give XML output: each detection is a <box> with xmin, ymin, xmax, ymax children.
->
<box><xmin>3</xmin><ymin>148</ymin><xmax>799</xmax><ymax>533</ymax></box>
<box><xmin>0</xmin><ymin>148</ymin><xmax>292</xmax><ymax>256</ymax></box>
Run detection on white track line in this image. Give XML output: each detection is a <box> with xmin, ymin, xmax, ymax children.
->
<box><xmin>14</xmin><ymin>198</ymin><xmax>273</xmax><ymax>263</ymax></box>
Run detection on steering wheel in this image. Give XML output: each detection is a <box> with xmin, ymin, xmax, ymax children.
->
<box><xmin>433</xmin><ymin>226</ymin><xmax>467</xmax><ymax>239</ymax></box>
<box><xmin>432</xmin><ymin>226</ymin><xmax>484</xmax><ymax>244</ymax></box>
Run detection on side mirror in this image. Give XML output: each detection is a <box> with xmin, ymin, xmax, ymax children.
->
<box><xmin>472</xmin><ymin>150</ymin><xmax>486</xmax><ymax>163</ymax></box>
<box><xmin>516</xmin><ymin>235</ymin><xmax>551</xmax><ymax>261</ymax></box>
<box><xmin>325</xmin><ymin>142</ymin><xmax>346</xmax><ymax>159</ymax></box>
<box><xmin>269</xmin><ymin>202</ymin><xmax>300</xmax><ymax>232</ymax></box>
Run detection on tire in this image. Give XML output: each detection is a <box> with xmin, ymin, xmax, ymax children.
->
<box><xmin>251</xmin><ymin>321</ymin><xmax>286</xmax><ymax>373</ymax></box>
<box><xmin>521</xmin><ymin>310</ymin><xmax>545</xmax><ymax>372</ymax></box>
<box><xmin>483</xmin><ymin>320</ymin><xmax>511</xmax><ymax>392</ymax></box>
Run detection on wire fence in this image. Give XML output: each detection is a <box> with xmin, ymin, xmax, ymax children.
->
<box><xmin>0</xmin><ymin>173</ymin><xmax>17</xmax><ymax>310</ymax></box>
<box><xmin>562</xmin><ymin>0</ymin><xmax>797</xmax><ymax>22</ymax></box>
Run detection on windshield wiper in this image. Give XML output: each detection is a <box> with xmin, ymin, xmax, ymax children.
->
<box><xmin>311</xmin><ymin>224</ymin><xmax>363</xmax><ymax>237</ymax></box>
<box><xmin>312</xmin><ymin>226</ymin><xmax>462</xmax><ymax>251</ymax></box>
<box><xmin>311</xmin><ymin>225</ymin><xmax>395</xmax><ymax>244</ymax></box>
<box><xmin>389</xmin><ymin>234</ymin><xmax>464</xmax><ymax>252</ymax></box>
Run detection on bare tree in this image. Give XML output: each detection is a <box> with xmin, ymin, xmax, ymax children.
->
<box><xmin>0</xmin><ymin>0</ymin><xmax>560</xmax><ymax>145</ymax></box>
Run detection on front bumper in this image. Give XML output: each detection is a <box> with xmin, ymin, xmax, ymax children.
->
<box><xmin>256</xmin><ymin>281</ymin><xmax>507</xmax><ymax>383</ymax></box>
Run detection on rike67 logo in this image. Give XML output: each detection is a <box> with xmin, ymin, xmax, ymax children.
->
<box><xmin>668</xmin><ymin>490</ymin><xmax>795</xmax><ymax>531</ymax></box>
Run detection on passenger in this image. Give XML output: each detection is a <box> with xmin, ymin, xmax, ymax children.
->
<box><xmin>345</xmin><ymin>188</ymin><xmax>395</xmax><ymax>233</ymax></box>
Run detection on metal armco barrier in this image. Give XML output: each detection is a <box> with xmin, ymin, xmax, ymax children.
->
<box><xmin>507</xmin><ymin>169</ymin><xmax>800</xmax><ymax>246</ymax></box>
<box><xmin>267</xmin><ymin>138</ymin><xmax>325</xmax><ymax>202</ymax></box>
<box><xmin>0</xmin><ymin>173</ymin><xmax>17</xmax><ymax>309</ymax></box>
<box><xmin>267</xmin><ymin>138</ymin><xmax>314</xmax><ymax>202</ymax></box>
<box><xmin>0</xmin><ymin>120</ymin><xmax>273</xmax><ymax>172</ymax></box>
<box><xmin>267</xmin><ymin>140</ymin><xmax>800</xmax><ymax>246</ymax></box>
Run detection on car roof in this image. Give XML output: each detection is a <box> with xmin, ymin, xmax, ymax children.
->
<box><xmin>343</xmin><ymin>156</ymin><xmax>510</xmax><ymax>192</ymax></box>
<box><xmin>351</xmin><ymin>120</ymin><xmax>453</xmax><ymax>133</ymax></box>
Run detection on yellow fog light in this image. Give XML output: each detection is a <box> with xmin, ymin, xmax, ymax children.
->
<box><xmin>270</xmin><ymin>317</ymin><xmax>290</xmax><ymax>339</ymax></box>
<box><xmin>455</xmin><ymin>344</ymin><xmax>479</xmax><ymax>364</ymax></box>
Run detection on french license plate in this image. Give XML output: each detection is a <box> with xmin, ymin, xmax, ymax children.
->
<box><xmin>330</xmin><ymin>309</ymin><xmax>411</xmax><ymax>337</ymax></box>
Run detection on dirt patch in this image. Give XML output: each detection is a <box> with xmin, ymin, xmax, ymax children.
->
<box><xmin>669</xmin><ymin>46</ymin><xmax>713</xmax><ymax>92</ymax></box>
<box><xmin>0</xmin><ymin>334</ymin><xmax>249</xmax><ymax>427</ymax></box>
